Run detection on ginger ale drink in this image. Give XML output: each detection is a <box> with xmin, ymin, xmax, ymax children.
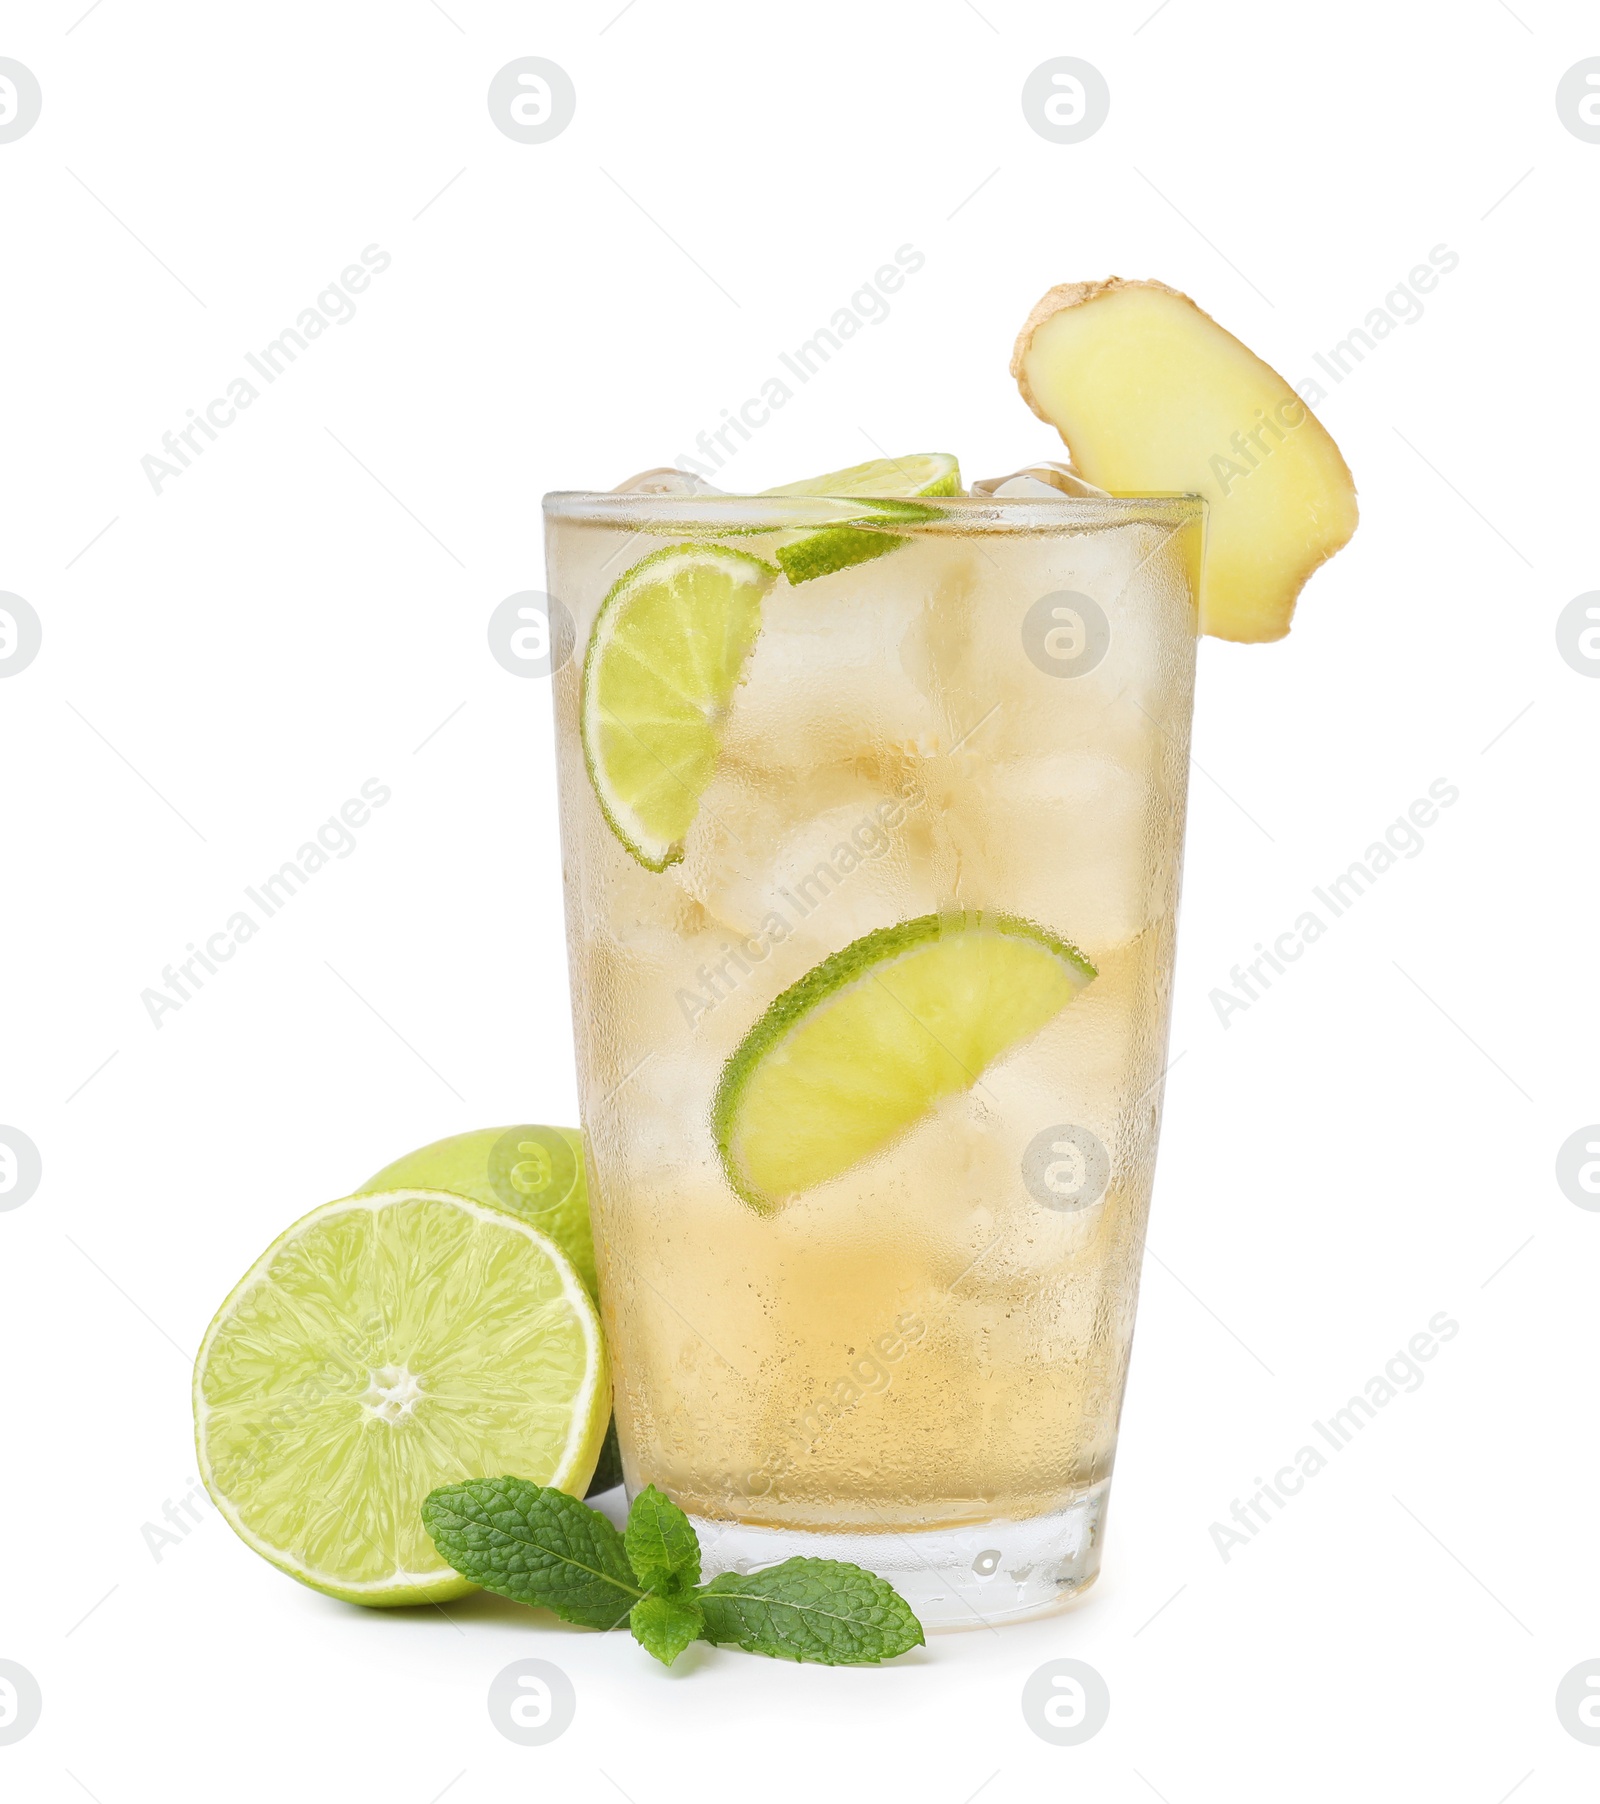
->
<box><xmin>544</xmin><ymin>471</ymin><xmax>1202</xmax><ymax>1625</ymax></box>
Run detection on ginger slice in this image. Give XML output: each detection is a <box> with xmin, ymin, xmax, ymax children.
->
<box><xmin>1012</xmin><ymin>279</ymin><xmax>1358</xmax><ymax>642</ymax></box>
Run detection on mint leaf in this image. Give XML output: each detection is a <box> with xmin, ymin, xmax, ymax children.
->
<box><xmin>630</xmin><ymin>1594</ymin><xmax>704</xmax><ymax>1666</ymax></box>
<box><xmin>696</xmin><ymin>1558</ymin><xmax>924</xmax><ymax>1665</ymax></box>
<box><xmin>422</xmin><ymin>1477</ymin><xmax>642</xmax><ymax>1630</ymax></box>
<box><xmin>624</xmin><ymin>1485</ymin><xmax>701</xmax><ymax>1596</ymax></box>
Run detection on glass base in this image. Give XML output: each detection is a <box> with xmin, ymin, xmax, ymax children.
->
<box><xmin>686</xmin><ymin>1479</ymin><xmax>1109</xmax><ymax>1631</ymax></box>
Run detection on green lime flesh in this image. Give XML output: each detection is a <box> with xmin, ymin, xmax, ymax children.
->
<box><xmin>713</xmin><ymin>911</ymin><xmax>1095</xmax><ymax>1213</ymax></box>
<box><xmin>361</xmin><ymin>1126</ymin><xmax>621</xmax><ymax>1499</ymax></box>
<box><xmin>361</xmin><ymin>1124</ymin><xmax>596</xmax><ymax>1302</ymax></box>
<box><xmin>761</xmin><ymin>452</ymin><xmax>961</xmax><ymax>499</ymax></box>
<box><xmin>194</xmin><ymin>1189</ymin><xmax>609</xmax><ymax>1605</ymax></box>
<box><xmin>580</xmin><ymin>542</ymin><xmax>778</xmax><ymax>869</ymax></box>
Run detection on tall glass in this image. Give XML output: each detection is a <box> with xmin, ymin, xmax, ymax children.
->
<box><xmin>544</xmin><ymin>488</ymin><xmax>1203</xmax><ymax>1626</ymax></box>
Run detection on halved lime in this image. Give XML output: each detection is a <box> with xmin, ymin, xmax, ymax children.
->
<box><xmin>581</xmin><ymin>542</ymin><xmax>778</xmax><ymax>870</ymax></box>
<box><xmin>194</xmin><ymin>1189</ymin><xmax>609</xmax><ymax>1605</ymax></box>
<box><xmin>360</xmin><ymin>1124</ymin><xmax>596</xmax><ymax>1302</ymax></box>
<box><xmin>359</xmin><ymin>1126</ymin><xmax>622</xmax><ymax>1497</ymax></box>
<box><xmin>763</xmin><ymin>453</ymin><xmax>961</xmax><ymax>584</ymax></box>
<box><xmin>713</xmin><ymin>911</ymin><xmax>1095</xmax><ymax>1213</ymax></box>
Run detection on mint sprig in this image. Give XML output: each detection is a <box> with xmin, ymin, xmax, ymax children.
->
<box><xmin>422</xmin><ymin>1478</ymin><xmax>924</xmax><ymax>1668</ymax></box>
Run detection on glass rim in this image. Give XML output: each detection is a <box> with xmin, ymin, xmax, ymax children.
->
<box><xmin>542</xmin><ymin>489</ymin><xmax>1205</xmax><ymax>533</ymax></box>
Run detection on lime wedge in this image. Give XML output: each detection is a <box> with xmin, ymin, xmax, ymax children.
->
<box><xmin>194</xmin><ymin>1189</ymin><xmax>609</xmax><ymax>1605</ymax></box>
<box><xmin>581</xmin><ymin>542</ymin><xmax>778</xmax><ymax>870</ymax></box>
<box><xmin>762</xmin><ymin>453</ymin><xmax>961</xmax><ymax>584</ymax></box>
<box><xmin>360</xmin><ymin>1123</ymin><xmax>596</xmax><ymax>1302</ymax></box>
<box><xmin>713</xmin><ymin>911</ymin><xmax>1095</xmax><ymax>1213</ymax></box>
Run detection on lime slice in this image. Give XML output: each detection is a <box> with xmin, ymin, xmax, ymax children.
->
<box><xmin>360</xmin><ymin>1124</ymin><xmax>596</xmax><ymax>1302</ymax></box>
<box><xmin>763</xmin><ymin>453</ymin><xmax>961</xmax><ymax>585</ymax></box>
<box><xmin>581</xmin><ymin>542</ymin><xmax>778</xmax><ymax>870</ymax></box>
<box><xmin>762</xmin><ymin>452</ymin><xmax>962</xmax><ymax>500</ymax></box>
<box><xmin>194</xmin><ymin>1189</ymin><xmax>609</xmax><ymax>1605</ymax></box>
<box><xmin>713</xmin><ymin>911</ymin><xmax>1095</xmax><ymax>1213</ymax></box>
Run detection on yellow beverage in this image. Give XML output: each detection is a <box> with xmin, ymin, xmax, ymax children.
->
<box><xmin>544</xmin><ymin>485</ymin><xmax>1202</xmax><ymax>1624</ymax></box>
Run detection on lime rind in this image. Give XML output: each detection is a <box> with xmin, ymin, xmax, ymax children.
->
<box><xmin>580</xmin><ymin>542</ymin><xmax>779</xmax><ymax>870</ymax></box>
<box><xmin>712</xmin><ymin>911</ymin><xmax>1096</xmax><ymax>1214</ymax></box>
<box><xmin>775</xmin><ymin>524</ymin><xmax>906</xmax><ymax>585</ymax></box>
<box><xmin>193</xmin><ymin>1188</ymin><xmax>609</xmax><ymax>1607</ymax></box>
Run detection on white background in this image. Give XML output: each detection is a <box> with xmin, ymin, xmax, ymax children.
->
<box><xmin>3</xmin><ymin>2</ymin><xmax>1596</xmax><ymax>1799</ymax></box>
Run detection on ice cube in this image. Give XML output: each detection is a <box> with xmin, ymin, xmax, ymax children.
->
<box><xmin>609</xmin><ymin>467</ymin><xmax>725</xmax><ymax>496</ymax></box>
<box><xmin>676</xmin><ymin>766</ymin><xmax>927</xmax><ymax>949</ymax></box>
<box><xmin>719</xmin><ymin>565</ymin><xmax>948</xmax><ymax>776</ymax></box>
<box><xmin>972</xmin><ymin>462</ymin><xmax>1111</xmax><ymax>500</ymax></box>
<box><xmin>933</xmin><ymin>751</ymin><xmax>1157</xmax><ymax>950</ymax></box>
